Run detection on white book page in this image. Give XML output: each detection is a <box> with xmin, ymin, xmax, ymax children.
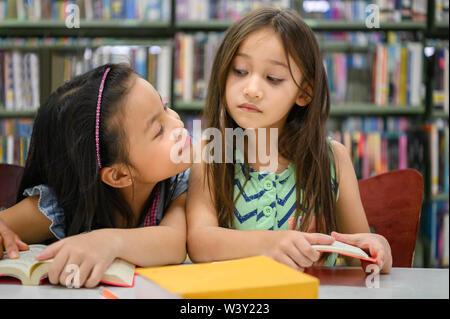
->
<box><xmin>311</xmin><ymin>234</ymin><xmax>369</xmax><ymax>258</ymax></box>
<box><xmin>103</xmin><ymin>258</ymin><xmax>135</xmax><ymax>286</ymax></box>
<box><xmin>0</xmin><ymin>245</ymin><xmax>47</xmax><ymax>276</ymax></box>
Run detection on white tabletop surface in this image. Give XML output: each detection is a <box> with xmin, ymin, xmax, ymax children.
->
<box><xmin>0</xmin><ymin>267</ymin><xmax>448</xmax><ymax>299</ymax></box>
<box><xmin>314</xmin><ymin>267</ymin><xmax>449</xmax><ymax>299</ymax></box>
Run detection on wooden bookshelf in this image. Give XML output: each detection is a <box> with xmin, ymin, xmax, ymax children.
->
<box><xmin>0</xmin><ymin>110</ymin><xmax>38</xmax><ymax>118</ymax></box>
<box><xmin>431</xmin><ymin>110</ymin><xmax>450</xmax><ymax>119</ymax></box>
<box><xmin>305</xmin><ymin>19</ymin><xmax>427</xmax><ymax>31</ymax></box>
<box><xmin>431</xmin><ymin>193</ymin><xmax>450</xmax><ymax>202</ymax></box>
<box><xmin>174</xmin><ymin>100</ymin><xmax>426</xmax><ymax>116</ymax></box>
<box><xmin>330</xmin><ymin>103</ymin><xmax>426</xmax><ymax>116</ymax></box>
<box><xmin>175</xmin><ymin>19</ymin><xmax>427</xmax><ymax>32</ymax></box>
<box><xmin>0</xmin><ymin>19</ymin><xmax>172</xmax><ymax>37</ymax></box>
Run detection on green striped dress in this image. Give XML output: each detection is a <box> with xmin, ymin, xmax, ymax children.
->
<box><xmin>232</xmin><ymin>141</ymin><xmax>339</xmax><ymax>267</ymax></box>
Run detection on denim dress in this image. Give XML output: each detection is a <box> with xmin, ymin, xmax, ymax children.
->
<box><xmin>22</xmin><ymin>169</ymin><xmax>190</xmax><ymax>240</ymax></box>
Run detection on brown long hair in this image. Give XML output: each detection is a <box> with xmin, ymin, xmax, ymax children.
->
<box><xmin>203</xmin><ymin>8</ymin><xmax>337</xmax><ymax>234</ymax></box>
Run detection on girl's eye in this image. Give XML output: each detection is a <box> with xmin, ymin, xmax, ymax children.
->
<box><xmin>267</xmin><ymin>76</ymin><xmax>283</xmax><ymax>83</ymax></box>
<box><xmin>233</xmin><ymin>68</ymin><xmax>248</xmax><ymax>76</ymax></box>
<box><xmin>156</xmin><ymin>124</ymin><xmax>164</xmax><ymax>137</ymax></box>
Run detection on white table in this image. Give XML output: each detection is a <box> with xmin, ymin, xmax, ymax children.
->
<box><xmin>0</xmin><ymin>267</ymin><xmax>448</xmax><ymax>299</ymax></box>
<box><xmin>310</xmin><ymin>267</ymin><xmax>449</xmax><ymax>299</ymax></box>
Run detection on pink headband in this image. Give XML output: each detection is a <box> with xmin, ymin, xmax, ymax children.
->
<box><xmin>95</xmin><ymin>67</ymin><xmax>111</xmax><ymax>169</ymax></box>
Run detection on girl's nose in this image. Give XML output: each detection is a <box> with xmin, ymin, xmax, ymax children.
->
<box><xmin>167</xmin><ymin>107</ymin><xmax>182</xmax><ymax>121</ymax></box>
<box><xmin>243</xmin><ymin>76</ymin><xmax>263</xmax><ymax>100</ymax></box>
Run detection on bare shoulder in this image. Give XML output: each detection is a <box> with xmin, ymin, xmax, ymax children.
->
<box><xmin>330</xmin><ymin>139</ymin><xmax>348</xmax><ymax>160</ymax></box>
<box><xmin>329</xmin><ymin>139</ymin><xmax>355</xmax><ymax>182</ymax></box>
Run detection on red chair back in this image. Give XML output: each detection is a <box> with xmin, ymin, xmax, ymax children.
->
<box><xmin>358</xmin><ymin>169</ymin><xmax>424</xmax><ymax>267</ymax></box>
<box><xmin>0</xmin><ymin>164</ymin><xmax>24</xmax><ymax>210</ymax></box>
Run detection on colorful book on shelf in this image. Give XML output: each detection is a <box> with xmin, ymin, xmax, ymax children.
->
<box><xmin>0</xmin><ymin>244</ymin><xmax>136</xmax><ymax>287</ymax></box>
<box><xmin>136</xmin><ymin>256</ymin><xmax>319</xmax><ymax>299</ymax></box>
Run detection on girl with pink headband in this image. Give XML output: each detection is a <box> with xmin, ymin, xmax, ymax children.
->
<box><xmin>0</xmin><ymin>63</ymin><xmax>192</xmax><ymax>288</ymax></box>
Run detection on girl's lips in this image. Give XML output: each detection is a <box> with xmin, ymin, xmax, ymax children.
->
<box><xmin>238</xmin><ymin>103</ymin><xmax>262</xmax><ymax>113</ymax></box>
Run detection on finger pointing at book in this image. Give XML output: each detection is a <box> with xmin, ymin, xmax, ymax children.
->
<box><xmin>34</xmin><ymin>229</ymin><xmax>119</xmax><ymax>288</ymax></box>
<box><xmin>0</xmin><ymin>217</ymin><xmax>29</xmax><ymax>260</ymax></box>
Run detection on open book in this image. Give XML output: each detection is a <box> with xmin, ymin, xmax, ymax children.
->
<box><xmin>0</xmin><ymin>244</ymin><xmax>136</xmax><ymax>287</ymax></box>
<box><xmin>311</xmin><ymin>234</ymin><xmax>377</xmax><ymax>263</ymax></box>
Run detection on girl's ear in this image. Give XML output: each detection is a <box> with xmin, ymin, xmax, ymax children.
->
<box><xmin>100</xmin><ymin>165</ymin><xmax>132</xmax><ymax>188</ymax></box>
<box><xmin>296</xmin><ymin>82</ymin><xmax>313</xmax><ymax>107</ymax></box>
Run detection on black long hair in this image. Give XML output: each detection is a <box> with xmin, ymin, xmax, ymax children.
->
<box><xmin>17</xmin><ymin>63</ymin><xmax>177</xmax><ymax>236</ymax></box>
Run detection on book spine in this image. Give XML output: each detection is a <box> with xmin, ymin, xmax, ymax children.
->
<box><xmin>157</xmin><ymin>45</ymin><xmax>172</xmax><ymax>104</ymax></box>
<box><xmin>430</xmin><ymin>123</ymin><xmax>439</xmax><ymax>195</ymax></box>
<box><xmin>29</xmin><ymin>53</ymin><xmax>40</xmax><ymax>109</ymax></box>
<box><xmin>4</xmin><ymin>51</ymin><xmax>14</xmax><ymax>111</ymax></box>
<box><xmin>444</xmin><ymin>49</ymin><xmax>449</xmax><ymax>114</ymax></box>
<box><xmin>398</xmin><ymin>133</ymin><xmax>407</xmax><ymax>169</ymax></box>
<box><xmin>182</xmin><ymin>34</ymin><xmax>194</xmax><ymax>102</ymax></box>
<box><xmin>11</xmin><ymin>51</ymin><xmax>23</xmax><ymax>110</ymax></box>
<box><xmin>445</xmin><ymin>126</ymin><xmax>449</xmax><ymax>195</ymax></box>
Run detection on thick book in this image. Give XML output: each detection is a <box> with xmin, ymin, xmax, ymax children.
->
<box><xmin>136</xmin><ymin>256</ymin><xmax>319</xmax><ymax>299</ymax></box>
<box><xmin>0</xmin><ymin>244</ymin><xmax>135</xmax><ymax>287</ymax></box>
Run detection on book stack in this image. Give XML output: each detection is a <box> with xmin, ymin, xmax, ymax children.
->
<box><xmin>176</xmin><ymin>0</ymin><xmax>291</xmax><ymax>21</ymax></box>
<box><xmin>372</xmin><ymin>32</ymin><xmax>424</xmax><ymax>107</ymax></box>
<box><xmin>323</xmin><ymin>31</ymin><xmax>424</xmax><ymax>107</ymax></box>
<box><xmin>299</xmin><ymin>0</ymin><xmax>427</xmax><ymax>22</ymax></box>
<box><xmin>0</xmin><ymin>51</ymin><xmax>40</xmax><ymax>111</ymax></box>
<box><xmin>0</xmin><ymin>0</ymin><xmax>171</xmax><ymax>21</ymax></box>
<box><xmin>48</xmin><ymin>40</ymin><xmax>172</xmax><ymax>103</ymax></box>
<box><xmin>324</xmin><ymin>51</ymin><xmax>373</xmax><ymax>105</ymax></box>
<box><xmin>174</xmin><ymin>32</ymin><xmax>223</xmax><ymax>102</ymax></box>
<box><xmin>435</xmin><ymin>0</ymin><xmax>450</xmax><ymax>23</ymax></box>
<box><xmin>328</xmin><ymin>117</ymin><xmax>426</xmax><ymax>180</ymax></box>
<box><xmin>0</xmin><ymin>119</ymin><xmax>33</xmax><ymax>165</ymax></box>
<box><xmin>423</xmin><ymin>119</ymin><xmax>449</xmax><ymax>197</ymax></box>
<box><xmin>429</xmin><ymin>44</ymin><xmax>449</xmax><ymax>114</ymax></box>
<box><xmin>422</xmin><ymin>201</ymin><xmax>449</xmax><ymax>268</ymax></box>
<box><xmin>175</xmin><ymin>30</ymin><xmax>424</xmax><ymax>108</ymax></box>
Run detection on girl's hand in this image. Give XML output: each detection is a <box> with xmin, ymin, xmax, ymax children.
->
<box><xmin>331</xmin><ymin>231</ymin><xmax>392</xmax><ymax>274</ymax></box>
<box><xmin>34</xmin><ymin>229</ymin><xmax>120</xmax><ymax>288</ymax></box>
<box><xmin>0</xmin><ymin>217</ymin><xmax>29</xmax><ymax>259</ymax></box>
<box><xmin>265</xmin><ymin>231</ymin><xmax>335</xmax><ymax>272</ymax></box>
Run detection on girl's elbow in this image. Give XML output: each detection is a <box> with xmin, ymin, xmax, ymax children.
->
<box><xmin>186</xmin><ymin>230</ymin><xmax>214</xmax><ymax>263</ymax></box>
<box><xmin>171</xmin><ymin>233</ymin><xmax>188</xmax><ymax>264</ymax></box>
<box><xmin>173</xmin><ymin>246</ymin><xmax>188</xmax><ymax>264</ymax></box>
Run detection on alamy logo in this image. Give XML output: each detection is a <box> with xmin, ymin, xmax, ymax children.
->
<box><xmin>65</xmin><ymin>264</ymin><xmax>81</xmax><ymax>288</ymax></box>
<box><xmin>169</xmin><ymin>120</ymin><xmax>279</xmax><ymax>172</ymax></box>
<box><xmin>365</xmin><ymin>4</ymin><xmax>380</xmax><ymax>29</ymax></box>
<box><xmin>365</xmin><ymin>264</ymin><xmax>380</xmax><ymax>288</ymax></box>
<box><xmin>65</xmin><ymin>4</ymin><xmax>80</xmax><ymax>29</ymax></box>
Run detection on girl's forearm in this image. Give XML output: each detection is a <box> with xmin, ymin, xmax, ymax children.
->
<box><xmin>187</xmin><ymin>226</ymin><xmax>275</xmax><ymax>263</ymax></box>
<box><xmin>107</xmin><ymin>227</ymin><xmax>187</xmax><ymax>267</ymax></box>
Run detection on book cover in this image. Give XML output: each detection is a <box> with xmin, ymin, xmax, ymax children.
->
<box><xmin>136</xmin><ymin>256</ymin><xmax>319</xmax><ymax>299</ymax></box>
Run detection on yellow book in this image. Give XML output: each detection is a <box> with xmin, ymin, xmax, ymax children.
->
<box><xmin>136</xmin><ymin>256</ymin><xmax>319</xmax><ymax>299</ymax></box>
<box><xmin>398</xmin><ymin>46</ymin><xmax>408</xmax><ymax>106</ymax></box>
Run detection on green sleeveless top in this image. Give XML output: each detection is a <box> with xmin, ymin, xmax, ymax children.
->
<box><xmin>232</xmin><ymin>140</ymin><xmax>339</xmax><ymax>266</ymax></box>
